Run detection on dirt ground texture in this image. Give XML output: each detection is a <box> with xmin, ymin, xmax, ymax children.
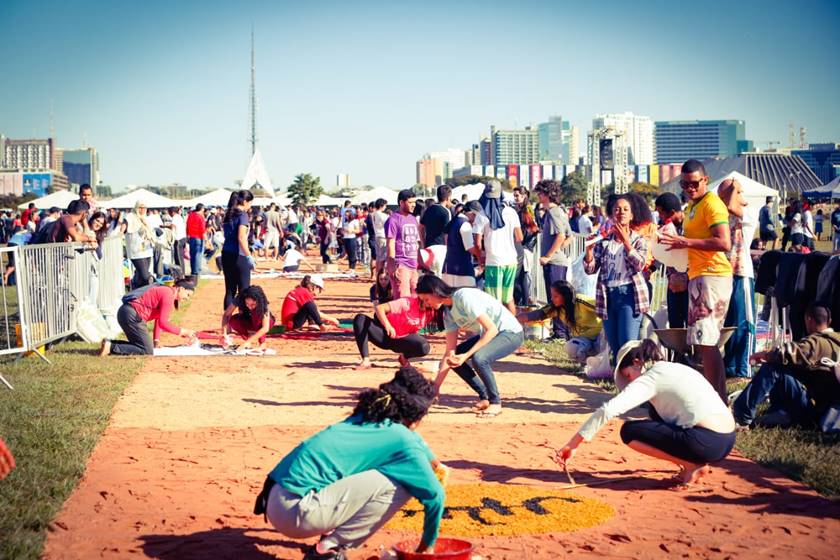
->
<box><xmin>43</xmin><ymin>261</ymin><xmax>840</xmax><ymax>559</ymax></box>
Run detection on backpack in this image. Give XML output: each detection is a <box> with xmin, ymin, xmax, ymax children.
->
<box><xmin>30</xmin><ymin>220</ymin><xmax>60</xmax><ymax>245</ymax></box>
<box><xmin>122</xmin><ymin>284</ymin><xmax>156</xmax><ymax>304</ymax></box>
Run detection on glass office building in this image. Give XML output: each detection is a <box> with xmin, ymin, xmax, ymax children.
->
<box><xmin>654</xmin><ymin>120</ymin><xmax>751</xmax><ymax>164</ymax></box>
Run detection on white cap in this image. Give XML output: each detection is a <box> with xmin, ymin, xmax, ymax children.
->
<box><xmin>309</xmin><ymin>274</ymin><xmax>325</xmax><ymax>289</ymax></box>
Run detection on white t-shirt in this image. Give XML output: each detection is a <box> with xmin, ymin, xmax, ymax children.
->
<box><xmin>171</xmin><ymin>213</ymin><xmax>187</xmax><ymax>240</ymax></box>
<box><xmin>443</xmin><ymin>288</ymin><xmax>523</xmax><ymax>335</ymax></box>
<box><xmin>790</xmin><ymin>213</ymin><xmax>804</xmax><ymax>235</ymax></box>
<box><xmin>283</xmin><ymin>248</ymin><xmax>304</xmax><ymax>268</ymax></box>
<box><xmin>481</xmin><ymin>206</ymin><xmax>521</xmax><ymax>267</ymax></box>
<box><xmin>372</xmin><ymin>211</ymin><xmax>388</xmax><ymax>239</ymax></box>
<box><xmin>146</xmin><ymin>213</ymin><xmax>163</xmax><ymax>230</ymax></box>
<box><xmin>578</xmin><ymin>214</ymin><xmax>593</xmax><ymax>236</ymax></box>
<box><xmin>458</xmin><ymin>220</ymin><xmax>475</xmax><ymax>250</ymax></box>
<box><xmin>287</xmin><ymin>208</ymin><xmax>299</xmax><ymax>225</ymax></box>
<box><xmin>803</xmin><ymin>210</ymin><xmax>814</xmax><ymax>239</ymax></box>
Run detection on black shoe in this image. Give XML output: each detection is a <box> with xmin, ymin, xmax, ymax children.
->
<box><xmin>303</xmin><ymin>545</ymin><xmax>346</xmax><ymax>560</ymax></box>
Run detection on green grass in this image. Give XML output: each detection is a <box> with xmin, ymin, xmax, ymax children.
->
<box><xmin>0</xmin><ymin>283</ymin><xmax>198</xmax><ymax>560</ymax></box>
<box><xmin>528</xmin><ymin>339</ymin><xmax>840</xmax><ymax>498</ymax></box>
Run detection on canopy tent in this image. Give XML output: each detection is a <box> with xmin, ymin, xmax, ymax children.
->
<box><xmin>241</xmin><ymin>149</ymin><xmax>275</xmax><ymax>198</ymax></box>
<box><xmin>314</xmin><ymin>194</ymin><xmax>346</xmax><ymax>207</ymax></box>
<box><xmin>351</xmin><ymin>186</ymin><xmax>399</xmax><ymax>206</ymax></box>
<box><xmin>275</xmin><ymin>195</ymin><xmax>292</xmax><ymax>207</ymax></box>
<box><xmin>451</xmin><ymin>183</ymin><xmax>485</xmax><ymax>203</ymax></box>
<box><xmin>708</xmin><ymin>171</ymin><xmax>779</xmax><ymax>210</ymax></box>
<box><xmin>102</xmin><ymin>188</ymin><xmax>177</xmax><ymax>209</ymax></box>
<box><xmin>803</xmin><ymin>175</ymin><xmax>840</xmax><ymax>200</ymax></box>
<box><xmin>189</xmin><ymin>188</ymin><xmax>233</xmax><ymax>208</ymax></box>
<box><xmin>252</xmin><ymin>196</ymin><xmax>275</xmax><ymax>208</ymax></box>
<box><xmin>17</xmin><ymin>190</ymin><xmax>79</xmax><ymax>210</ymax></box>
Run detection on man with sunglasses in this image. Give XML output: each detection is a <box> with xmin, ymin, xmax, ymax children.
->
<box><xmin>660</xmin><ymin>159</ymin><xmax>732</xmax><ymax>403</ymax></box>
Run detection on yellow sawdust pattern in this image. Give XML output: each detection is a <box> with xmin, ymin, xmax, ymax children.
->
<box><xmin>386</xmin><ymin>483</ymin><xmax>614</xmax><ymax>537</ymax></box>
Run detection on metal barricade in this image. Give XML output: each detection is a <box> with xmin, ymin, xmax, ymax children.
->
<box><xmin>97</xmin><ymin>236</ymin><xmax>126</xmax><ymax>315</ymax></box>
<box><xmin>0</xmin><ymin>246</ymin><xmax>27</xmax><ymax>361</ymax></box>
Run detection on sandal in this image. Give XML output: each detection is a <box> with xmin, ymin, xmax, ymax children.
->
<box><xmin>477</xmin><ymin>405</ymin><xmax>502</xmax><ymax>418</ymax></box>
<box><xmin>470</xmin><ymin>400</ymin><xmax>490</xmax><ymax>413</ymax></box>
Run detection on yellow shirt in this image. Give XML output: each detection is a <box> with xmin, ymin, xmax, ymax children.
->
<box><xmin>683</xmin><ymin>192</ymin><xmax>733</xmax><ymax>279</ymax></box>
<box><xmin>536</xmin><ymin>296</ymin><xmax>602</xmax><ymax>339</ymax></box>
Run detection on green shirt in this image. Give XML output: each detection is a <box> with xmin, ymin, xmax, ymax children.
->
<box><xmin>270</xmin><ymin>415</ymin><xmax>444</xmax><ymax>546</ymax></box>
<box><xmin>525</xmin><ymin>296</ymin><xmax>602</xmax><ymax>339</ymax></box>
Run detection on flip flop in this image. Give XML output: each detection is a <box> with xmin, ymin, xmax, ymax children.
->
<box><xmin>470</xmin><ymin>400</ymin><xmax>490</xmax><ymax>413</ymax></box>
<box><xmin>477</xmin><ymin>407</ymin><xmax>502</xmax><ymax>418</ymax></box>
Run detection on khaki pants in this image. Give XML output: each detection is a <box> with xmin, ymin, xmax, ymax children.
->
<box><xmin>266</xmin><ymin>470</ymin><xmax>410</xmax><ymax>550</ymax></box>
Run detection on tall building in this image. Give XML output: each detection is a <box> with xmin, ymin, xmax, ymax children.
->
<box><xmin>567</xmin><ymin>124</ymin><xmax>580</xmax><ymax>165</ymax></box>
<box><xmin>479</xmin><ymin>137</ymin><xmax>492</xmax><ymax>165</ymax></box>
<box><xmin>591</xmin><ymin>112</ymin><xmax>654</xmax><ymax>165</ymax></box>
<box><xmin>654</xmin><ymin>120</ymin><xmax>752</xmax><ymax>164</ymax></box>
<box><xmin>415</xmin><ymin>149</ymin><xmax>466</xmax><ymax>188</ymax></box>
<box><xmin>587</xmin><ymin>127</ymin><xmax>629</xmax><ymax>202</ymax></box>
<box><xmin>4</xmin><ymin>138</ymin><xmax>55</xmax><ymax>170</ymax></box>
<box><xmin>0</xmin><ymin>133</ymin><xmax>5</xmax><ymax>169</ymax></box>
<box><xmin>791</xmin><ymin>143</ymin><xmax>840</xmax><ymax>184</ymax></box>
<box><xmin>63</xmin><ymin>147</ymin><xmax>99</xmax><ymax>189</ymax></box>
<box><xmin>538</xmin><ymin>116</ymin><xmax>564</xmax><ymax>162</ymax></box>
<box><xmin>491</xmin><ymin>125</ymin><xmax>540</xmax><ymax>165</ymax></box>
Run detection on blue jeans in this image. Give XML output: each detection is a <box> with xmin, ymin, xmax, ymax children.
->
<box><xmin>188</xmin><ymin>237</ymin><xmax>204</xmax><ymax>276</ymax></box>
<box><xmin>542</xmin><ymin>264</ymin><xmax>567</xmax><ymax>337</ymax></box>
<box><xmin>603</xmin><ymin>284</ymin><xmax>642</xmax><ymax>363</ymax></box>
<box><xmin>724</xmin><ymin>276</ymin><xmax>755</xmax><ymax>378</ymax></box>
<box><xmin>732</xmin><ymin>362</ymin><xmax>812</xmax><ymax>426</ymax></box>
<box><xmin>452</xmin><ymin>330</ymin><xmax>524</xmax><ymax>405</ymax></box>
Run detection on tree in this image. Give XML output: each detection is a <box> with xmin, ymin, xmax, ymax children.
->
<box><xmin>628</xmin><ymin>182</ymin><xmax>659</xmax><ymax>204</ymax></box>
<box><xmin>559</xmin><ymin>170</ymin><xmax>589</xmax><ymax>206</ymax></box>
<box><xmin>288</xmin><ymin>173</ymin><xmax>324</xmax><ymax>207</ymax></box>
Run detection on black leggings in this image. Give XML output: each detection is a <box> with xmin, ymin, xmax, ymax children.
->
<box><xmin>292</xmin><ymin>301</ymin><xmax>323</xmax><ymax>329</ymax></box>
<box><xmin>131</xmin><ymin>257</ymin><xmax>152</xmax><ymax>290</ymax></box>
<box><xmin>620</xmin><ymin>419</ymin><xmax>736</xmax><ymax>465</ymax></box>
<box><xmin>222</xmin><ymin>251</ymin><xmax>251</xmax><ymax>310</ymax></box>
<box><xmin>352</xmin><ymin>314</ymin><xmax>430</xmax><ymax>359</ymax></box>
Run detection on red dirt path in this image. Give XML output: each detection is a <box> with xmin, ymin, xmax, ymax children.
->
<box><xmin>43</xmin><ymin>265</ymin><xmax>840</xmax><ymax>559</ymax></box>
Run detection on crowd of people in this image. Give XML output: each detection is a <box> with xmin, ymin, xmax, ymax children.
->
<box><xmin>4</xmin><ymin>163</ymin><xmax>840</xmax><ymax>560</ymax></box>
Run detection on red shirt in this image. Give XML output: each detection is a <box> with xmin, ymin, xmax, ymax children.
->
<box><xmin>129</xmin><ymin>286</ymin><xmax>181</xmax><ymax>341</ymax></box>
<box><xmin>385</xmin><ymin>297</ymin><xmax>434</xmax><ymax>337</ymax></box>
<box><xmin>186</xmin><ymin>211</ymin><xmax>206</xmax><ymax>239</ymax></box>
<box><xmin>281</xmin><ymin>286</ymin><xmax>316</xmax><ymax>328</ymax></box>
<box><xmin>21</xmin><ymin>208</ymin><xmax>34</xmax><ymax>227</ymax></box>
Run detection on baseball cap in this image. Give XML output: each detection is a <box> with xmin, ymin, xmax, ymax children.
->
<box><xmin>484</xmin><ymin>179</ymin><xmax>502</xmax><ymax>199</ymax></box>
<box><xmin>309</xmin><ymin>274</ymin><xmax>325</xmax><ymax>289</ymax></box>
<box><xmin>613</xmin><ymin>339</ymin><xmax>643</xmax><ymax>391</ymax></box>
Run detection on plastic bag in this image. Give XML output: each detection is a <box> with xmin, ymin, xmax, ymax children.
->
<box><xmin>584</xmin><ymin>348</ymin><xmax>612</xmax><ymax>379</ymax></box>
<box><xmin>76</xmin><ymin>301</ymin><xmax>114</xmax><ymax>343</ymax></box>
<box><xmin>570</xmin><ymin>253</ymin><xmax>597</xmax><ymax>300</ymax></box>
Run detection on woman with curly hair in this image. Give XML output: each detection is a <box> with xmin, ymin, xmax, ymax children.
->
<box><xmin>220</xmin><ymin>285</ymin><xmax>275</xmax><ymax>352</ymax></box>
<box><xmin>255</xmin><ymin>367</ymin><xmax>445</xmax><ymax>559</ymax></box>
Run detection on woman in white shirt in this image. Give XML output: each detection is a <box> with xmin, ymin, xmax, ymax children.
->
<box><xmin>555</xmin><ymin>339</ymin><xmax>736</xmax><ymax>486</ymax></box>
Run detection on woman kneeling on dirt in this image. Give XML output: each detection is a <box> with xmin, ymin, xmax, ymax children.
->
<box><xmin>99</xmin><ymin>279</ymin><xmax>197</xmax><ymax>356</ymax></box>
<box><xmin>220</xmin><ymin>285</ymin><xmax>275</xmax><ymax>352</ymax></box>
<box><xmin>280</xmin><ymin>274</ymin><xmax>339</xmax><ymax>331</ymax></box>
<box><xmin>555</xmin><ymin>339</ymin><xmax>736</xmax><ymax>486</ymax></box>
<box><xmin>254</xmin><ymin>366</ymin><xmax>445</xmax><ymax>560</ymax></box>
<box><xmin>352</xmin><ymin>296</ymin><xmax>438</xmax><ymax>370</ymax></box>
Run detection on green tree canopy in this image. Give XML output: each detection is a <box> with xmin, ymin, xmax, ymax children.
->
<box><xmin>288</xmin><ymin>173</ymin><xmax>324</xmax><ymax>207</ymax></box>
<box><xmin>559</xmin><ymin>170</ymin><xmax>589</xmax><ymax>206</ymax></box>
<box><xmin>628</xmin><ymin>182</ymin><xmax>659</xmax><ymax>204</ymax></box>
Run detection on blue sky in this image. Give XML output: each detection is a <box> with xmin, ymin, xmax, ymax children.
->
<box><xmin>1</xmin><ymin>0</ymin><xmax>838</xmax><ymax>192</ymax></box>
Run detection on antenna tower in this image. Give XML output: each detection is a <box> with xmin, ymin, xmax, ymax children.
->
<box><xmin>249</xmin><ymin>27</ymin><xmax>257</xmax><ymax>156</ymax></box>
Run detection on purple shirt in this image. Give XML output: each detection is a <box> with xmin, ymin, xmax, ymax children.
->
<box><xmin>385</xmin><ymin>212</ymin><xmax>419</xmax><ymax>269</ymax></box>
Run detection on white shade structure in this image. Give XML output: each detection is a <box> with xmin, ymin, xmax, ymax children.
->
<box><xmin>241</xmin><ymin>149</ymin><xmax>275</xmax><ymax>197</ymax></box>
<box><xmin>102</xmin><ymin>188</ymin><xmax>177</xmax><ymax>209</ymax></box>
<box><xmin>17</xmin><ymin>190</ymin><xmax>79</xmax><ymax>210</ymax></box>
<box><xmin>708</xmin><ymin>171</ymin><xmax>779</xmax><ymax>210</ymax></box>
<box><xmin>189</xmin><ymin>188</ymin><xmax>233</xmax><ymax>208</ymax></box>
<box><xmin>314</xmin><ymin>194</ymin><xmax>346</xmax><ymax>207</ymax></box>
<box><xmin>451</xmin><ymin>183</ymin><xmax>486</xmax><ymax>202</ymax></box>
<box><xmin>351</xmin><ymin>186</ymin><xmax>398</xmax><ymax>205</ymax></box>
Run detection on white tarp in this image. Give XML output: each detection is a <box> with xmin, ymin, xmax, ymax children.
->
<box><xmin>102</xmin><ymin>188</ymin><xmax>178</xmax><ymax>209</ymax></box>
<box><xmin>17</xmin><ymin>190</ymin><xmax>79</xmax><ymax>210</ymax></box>
<box><xmin>241</xmin><ymin>149</ymin><xmax>275</xmax><ymax>197</ymax></box>
<box><xmin>314</xmin><ymin>194</ymin><xmax>346</xmax><ymax>207</ymax></box>
<box><xmin>451</xmin><ymin>183</ymin><xmax>485</xmax><ymax>203</ymax></box>
<box><xmin>351</xmin><ymin>186</ymin><xmax>398</xmax><ymax>205</ymax></box>
<box><xmin>189</xmin><ymin>188</ymin><xmax>233</xmax><ymax>208</ymax></box>
<box><xmin>708</xmin><ymin>171</ymin><xmax>779</xmax><ymax>210</ymax></box>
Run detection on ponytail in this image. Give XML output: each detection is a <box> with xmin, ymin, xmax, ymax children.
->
<box><xmin>224</xmin><ymin>189</ymin><xmax>254</xmax><ymax>223</ymax></box>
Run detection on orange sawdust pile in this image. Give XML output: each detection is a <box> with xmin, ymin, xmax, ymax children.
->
<box><xmin>386</xmin><ymin>483</ymin><xmax>614</xmax><ymax>537</ymax></box>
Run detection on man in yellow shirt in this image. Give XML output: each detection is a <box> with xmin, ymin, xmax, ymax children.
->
<box><xmin>660</xmin><ymin>159</ymin><xmax>732</xmax><ymax>402</ymax></box>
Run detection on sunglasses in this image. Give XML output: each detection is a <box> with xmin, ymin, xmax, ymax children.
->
<box><xmin>679</xmin><ymin>179</ymin><xmax>705</xmax><ymax>190</ymax></box>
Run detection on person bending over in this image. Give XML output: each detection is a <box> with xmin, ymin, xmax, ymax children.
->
<box><xmin>417</xmin><ymin>274</ymin><xmax>524</xmax><ymax>418</ymax></box>
<box><xmin>254</xmin><ymin>367</ymin><xmax>444</xmax><ymax>560</ymax></box>
<box><xmin>353</xmin><ymin>296</ymin><xmax>436</xmax><ymax>370</ymax></box>
<box><xmin>517</xmin><ymin>280</ymin><xmax>603</xmax><ymax>363</ymax></box>
<box><xmin>99</xmin><ymin>279</ymin><xmax>197</xmax><ymax>356</ymax></box>
<box><xmin>221</xmin><ymin>285</ymin><xmax>276</xmax><ymax>352</ymax></box>
<box><xmin>733</xmin><ymin>304</ymin><xmax>840</xmax><ymax>432</ymax></box>
<box><xmin>280</xmin><ymin>274</ymin><xmax>339</xmax><ymax>331</ymax></box>
<box><xmin>555</xmin><ymin>339</ymin><xmax>736</xmax><ymax>486</ymax></box>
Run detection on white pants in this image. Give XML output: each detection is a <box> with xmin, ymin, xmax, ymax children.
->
<box><xmin>266</xmin><ymin>470</ymin><xmax>410</xmax><ymax>549</ymax></box>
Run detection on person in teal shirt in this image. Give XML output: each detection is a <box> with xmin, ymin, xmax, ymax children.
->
<box><xmin>255</xmin><ymin>367</ymin><xmax>444</xmax><ymax>560</ymax></box>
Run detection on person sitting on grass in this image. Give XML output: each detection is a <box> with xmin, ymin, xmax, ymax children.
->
<box><xmin>417</xmin><ymin>274</ymin><xmax>524</xmax><ymax>419</ymax></box>
<box><xmin>554</xmin><ymin>339</ymin><xmax>736</xmax><ymax>487</ymax></box>
<box><xmin>254</xmin><ymin>366</ymin><xmax>444</xmax><ymax>560</ymax></box>
<box><xmin>99</xmin><ymin>278</ymin><xmax>197</xmax><ymax>356</ymax></box>
<box><xmin>220</xmin><ymin>285</ymin><xmax>275</xmax><ymax>352</ymax></box>
<box><xmin>370</xmin><ymin>269</ymin><xmax>393</xmax><ymax>307</ymax></box>
<box><xmin>517</xmin><ymin>280</ymin><xmax>603</xmax><ymax>363</ymax></box>
<box><xmin>280</xmin><ymin>274</ymin><xmax>339</xmax><ymax>332</ymax></box>
<box><xmin>732</xmin><ymin>304</ymin><xmax>840</xmax><ymax>432</ymax></box>
<box><xmin>352</xmin><ymin>296</ymin><xmax>438</xmax><ymax>370</ymax></box>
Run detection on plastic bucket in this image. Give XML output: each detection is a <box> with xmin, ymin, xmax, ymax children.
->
<box><xmin>393</xmin><ymin>538</ymin><xmax>474</xmax><ymax>560</ymax></box>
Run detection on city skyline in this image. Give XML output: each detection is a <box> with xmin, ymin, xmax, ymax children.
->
<box><xmin>1</xmin><ymin>0</ymin><xmax>839</xmax><ymax>192</ymax></box>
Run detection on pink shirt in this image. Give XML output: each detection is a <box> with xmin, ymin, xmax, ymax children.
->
<box><xmin>386</xmin><ymin>297</ymin><xmax>434</xmax><ymax>338</ymax></box>
<box><xmin>129</xmin><ymin>286</ymin><xmax>180</xmax><ymax>341</ymax></box>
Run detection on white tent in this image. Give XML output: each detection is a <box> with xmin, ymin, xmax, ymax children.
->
<box><xmin>351</xmin><ymin>186</ymin><xmax>398</xmax><ymax>206</ymax></box>
<box><xmin>102</xmin><ymin>188</ymin><xmax>177</xmax><ymax>209</ymax></box>
<box><xmin>451</xmin><ymin>183</ymin><xmax>485</xmax><ymax>203</ymax></box>
<box><xmin>241</xmin><ymin>149</ymin><xmax>275</xmax><ymax>198</ymax></box>
<box><xmin>708</xmin><ymin>171</ymin><xmax>779</xmax><ymax>210</ymax></box>
<box><xmin>18</xmin><ymin>190</ymin><xmax>79</xmax><ymax>210</ymax></box>
<box><xmin>189</xmin><ymin>188</ymin><xmax>233</xmax><ymax>208</ymax></box>
<box><xmin>314</xmin><ymin>194</ymin><xmax>346</xmax><ymax>207</ymax></box>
